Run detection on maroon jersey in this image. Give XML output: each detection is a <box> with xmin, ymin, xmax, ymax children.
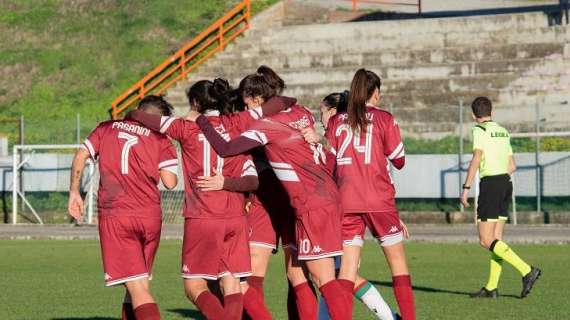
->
<box><xmin>159</xmin><ymin>110</ymin><xmax>257</xmax><ymax>218</ymax></box>
<box><xmin>325</xmin><ymin>106</ymin><xmax>405</xmax><ymax>213</ymax></box>
<box><xmin>240</xmin><ymin>105</ymin><xmax>339</xmax><ymax>213</ymax></box>
<box><xmin>83</xmin><ymin>120</ymin><xmax>178</xmax><ymax>217</ymax></box>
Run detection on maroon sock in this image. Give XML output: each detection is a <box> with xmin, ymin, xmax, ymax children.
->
<box><xmin>293</xmin><ymin>282</ymin><xmax>318</xmax><ymax>320</ymax></box>
<box><xmin>133</xmin><ymin>303</ymin><xmax>160</xmax><ymax>320</ymax></box>
<box><xmin>307</xmin><ymin>280</ymin><xmax>318</xmax><ymax>298</ymax></box>
<box><xmin>287</xmin><ymin>281</ymin><xmax>300</xmax><ymax>320</ymax></box>
<box><xmin>319</xmin><ymin>280</ymin><xmax>352</xmax><ymax>320</ymax></box>
<box><xmin>223</xmin><ymin>293</ymin><xmax>244</xmax><ymax>320</ymax></box>
<box><xmin>122</xmin><ymin>303</ymin><xmax>136</xmax><ymax>320</ymax></box>
<box><xmin>393</xmin><ymin>275</ymin><xmax>416</xmax><ymax>320</ymax></box>
<box><xmin>195</xmin><ymin>291</ymin><xmax>225</xmax><ymax>320</ymax></box>
<box><xmin>337</xmin><ymin>279</ymin><xmax>355</xmax><ymax>312</ymax></box>
<box><xmin>243</xmin><ymin>287</ymin><xmax>272</xmax><ymax>320</ymax></box>
<box><xmin>247</xmin><ymin>276</ymin><xmax>265</xmax><ymax>299</ymax></box>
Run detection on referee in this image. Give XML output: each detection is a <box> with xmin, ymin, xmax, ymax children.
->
<box><xmin>460</xmin><ymin>97</ymin><xmax>541</xmax><ymax>299</ymax></box>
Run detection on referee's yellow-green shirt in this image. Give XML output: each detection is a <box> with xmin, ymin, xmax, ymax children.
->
<box><xmin>472</xmin><ymin>121</ymin><xmax>513</xmax><ymax>178</ymax></box>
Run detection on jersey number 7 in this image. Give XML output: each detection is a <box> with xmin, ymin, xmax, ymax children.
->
<box><xmin>118</xmin><ymin>132</ymin><xmax>139</xmax><ymax>175</ymax></box>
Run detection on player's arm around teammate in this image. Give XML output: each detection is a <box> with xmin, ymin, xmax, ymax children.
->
<box><xmin>461</xmin><ymin>97</ymin><xmax>540</xmax><ymax>299</ymax></box>
<box><xmin>69</xmin><ymin>96</ymin><xmax>178</xmax><ymax>320</ymax></box>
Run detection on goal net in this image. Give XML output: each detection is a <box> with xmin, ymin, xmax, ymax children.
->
<box><xmin>11</xmin><ymin>144</ymin><xmax>185</xmax><ymax>224</ymax></box>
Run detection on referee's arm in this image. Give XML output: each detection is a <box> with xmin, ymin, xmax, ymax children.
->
<box><xmin>460</xmin><ymin>149</ymin><xmax>483</xmax><ymax>208</ymax></box>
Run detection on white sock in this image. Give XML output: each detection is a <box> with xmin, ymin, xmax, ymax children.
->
<box><xmin>356</xmin><ymin>281</ymin><xmax>396</xmax><ymax>320</ymax></box>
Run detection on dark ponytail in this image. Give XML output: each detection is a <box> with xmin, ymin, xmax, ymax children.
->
<box><xmin>186</xmin><ymin>77</ymin><xmax>233</xmax><ymax>115</ymax></box>
<box><xmin>239</xmin><ymin>65</ymin><xmax>286</xmax><ymax>101</ymax></box>
<box><xmin>322</xmin><ymin>90</ymin><xmax>349</xmax><ymax>113</ymax></box>
<box><xmin>257</xmin><ymin>65</ymin><xmax>285</xmax><ymax>94</ymax></box>
<box><xmin>347</xmin><ymin>69</ymin><xmax>381</xmax><ymax>132</ymax></box>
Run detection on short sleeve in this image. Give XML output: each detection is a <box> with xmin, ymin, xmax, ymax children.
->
<box><xmin>383</xmin><ymin>115</ymin><xmax>405</xmax><ymax>160</ymax></box>
<box><xmin>240</xmin><ymin>128</ymin><xmax>270</xmax><ymax>146</ymax></box>
<box><xmin>158</xmin><ymin>138</ymin><xmax>179</xmax><ymax>174</ymax></box>
<box><xmin>241</xmin><ymin>157</ymin><xmax>258</xmax><ymax>177</ymax></box>
<box><xmin>472</xmin><ymin>126</ymin><xmax>486</xmax><ymax>151</ymax></box>
<box><xmin>159</xmin><ymin>117</ymin><xmax>191</xmax><ymax>142</ymax></box>
<box><xmin>221</xmin><ymin>107</ymin><xmax>263</xmax><ymax>133</ymax></box>
<box><xmin>82</xmin><ymin>124</ymin><xmax>104</xmax><ymax>159</ymax></box>
<box><xmin>507</xmin><ymin>139</ymin><xmax>513</xmax><ymax>155</ymax></box>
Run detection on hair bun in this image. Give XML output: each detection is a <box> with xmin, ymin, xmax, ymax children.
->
<box><xmin>213</xmin><ymin>78</ymin><xmax>230</xmax><ymax>96</ymax></box>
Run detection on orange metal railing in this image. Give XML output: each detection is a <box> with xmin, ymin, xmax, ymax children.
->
<box><xmin>110</xmin><ymin>0</ymin><xmax>251</xmax><ymax>119</ymax></box>
<box><xmin>351</xmin><ymin>0</ymin><xmax>422</xmax><ymax>15</ymax></box>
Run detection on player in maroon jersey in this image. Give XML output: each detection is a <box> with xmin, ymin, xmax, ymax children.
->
<box><xmin>187</xmin><ymin>70</ymin><xmax>354</xmax><ymax>320</ymax></box>
<box><xmin>324</xmin><ymin>69</ymin><xmax>415</xmax><ymax>320</ymax></box>
<box><xmin>198</xmin><ymin>72</ymin><xmax>315</xmax><ymax>320</ymax></box>
<box><xmin>126</xmin><ymin>79</ymin><xmax>280</xmax><ymax>320</ymax></box>
<box><xmin>313</xmin><ymin>91</ymin><xmax>402</xmax><ymax>320</ymax></box>
<box><xmin>68</xmin><ymin>95</ymin><xmax>179</xmax><ymax>320</ymax></box>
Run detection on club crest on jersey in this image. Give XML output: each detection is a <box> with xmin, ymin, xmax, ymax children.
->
<box><xmin>288</xmin><ymin>115</ymin><xmax>311</xmax><ymax>130</ymax></box>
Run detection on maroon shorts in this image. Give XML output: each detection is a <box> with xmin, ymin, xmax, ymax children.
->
<box><xmin>181</xmin><ymin>216</ymin><xmax>252</xmax><ymax>280</ymax></box>
<box><xmin>248</xmin><ymin>201</ymin><xmax>277</xmax><ymax>250</ymax></box>
<box><xmin>293</xmin><ymin>203</ymin><xmax>343</xmax><ymax>260</ymax></box>
<box><xmin>342</xmin><ymin>211</ymin><xmax>404</xmax><ymax>247</ymax></box>
<box><xmin>98</xmin><ymin>215</ymin><xmax>161</xmax><ymax>287</ymax></box>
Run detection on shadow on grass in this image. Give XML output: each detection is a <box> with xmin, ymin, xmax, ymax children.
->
<box><xmin>370</xmin><ymin>280</ymin><xmax>520</xmax><ymax>299</ymax></box>
<box><xmin>168</xmin><ymin>308</ymin><xmax>205</xmax><ymax>319</ymax></box>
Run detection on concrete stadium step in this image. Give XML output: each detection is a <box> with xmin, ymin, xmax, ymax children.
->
<box><xmin>246</xmin><ymin>12</ymin><xmax>549</xmax><ymax>43</ymax></box>
<box><xmin>227</xmin><ymin>25</ymin><xmax>570</xmax><ymax>56</ymax></box>
<box><xmin>195</xmin><ymin>57</ymin><xmax>563</xmax><ymax>85</ymax></box>
<box><xmin>202</xmin><ymin>42</ymin><xmax>566</xmax><ymax>71</ymax></box>
<box><xmin>294</xmin><ymin>88</ymin><xmax>568</xmax><ymax>111</ymax></box>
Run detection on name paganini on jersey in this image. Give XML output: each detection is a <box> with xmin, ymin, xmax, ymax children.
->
<box><xmin>112</xmin><ymin>121</ymin><xmax>151</xmax><ymax>137</ymax></box>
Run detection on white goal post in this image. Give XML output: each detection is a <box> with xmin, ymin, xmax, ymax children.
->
<box><xmin>11</xmin><ymin>144</ymin><xmax>97</xmax><ymax>225</ymax></box>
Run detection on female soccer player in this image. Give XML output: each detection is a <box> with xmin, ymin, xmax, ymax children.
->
<box><xmin>324</xmin><ymin>69</ymin><xmax>415</xmax><ymax>320</ymax></box>
<box><xmin>69</xmin><ymin>96</ymin><xmax>179</xmax><ymax>320</ymax></box>
<box><xmin>314</xmin><ymin>91</ymin><xmax>402</xmax><ymax>320</ymax></box>
<box><xmin>199</xmin><ymin>68</ymin><xmax>318</xmax><ymax>320</ymax></box>
<box><xmin>189</xmin><ymin>68</ymin><xmax>353</xmax><ymax>320</ymax></box>
<box><xmin>126</xmin><ymin>79</ymin><xmax>274</xmax><ymax>320</ymax></box>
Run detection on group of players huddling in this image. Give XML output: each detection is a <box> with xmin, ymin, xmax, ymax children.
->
<box><xmin>68</xmin><ymin>65</ymin><xmax>540</xmax><ymax>320</ymax></box>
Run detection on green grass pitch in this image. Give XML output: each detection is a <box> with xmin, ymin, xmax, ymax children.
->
<box><xmin>0</xmin><ymin>240</ymin><xmax>567</xmax><ymax>319</ymax></box>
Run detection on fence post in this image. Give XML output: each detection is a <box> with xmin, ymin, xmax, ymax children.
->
<box><xmin>87</xmin><ymin>160</ymin><xmax>95</xmax><ymax>224</ymax></box>
<box><xmin>19</xmin><ymin>115</ymin><xmax>24</xmax><ymax>212</ymax></box>
<box><xmin>352</xmin><ymin>0</ymin><xmax>357</xmax><ymax>12</ymax></box>
<box><xmin>12</xmin><ymin>145</ymin><xmax>17</xmax><ymax>224</ymax></box>
<box><xmin>535</xmin><ymin>101</ymin><xmax>541</xmax><ymax>215</ymax></box>
<box><xmin>458</xmin><ymin>100</ymin><xmax>464</xmax><ymax>212</ymax></box>
<box><xmin>389</xmin><ymin>104</ymin><xmax>395</xmax><ymax>177</ymax></box>
<box><xmin>511</xmin><ymin>175</ymin><xmax>518</xmax><ymax>225</ymax></box>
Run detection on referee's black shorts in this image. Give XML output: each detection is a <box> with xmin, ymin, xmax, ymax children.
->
<box><xmin>477</xmin><ymin>174</ymin><xmax>512</xmax><ymax>222</ymax></box>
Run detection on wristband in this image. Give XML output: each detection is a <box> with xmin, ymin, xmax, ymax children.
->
<box><xmin>462</xmin><ymin>184</ymin><xmax>471</xmax><ymax>190</ymax></box>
